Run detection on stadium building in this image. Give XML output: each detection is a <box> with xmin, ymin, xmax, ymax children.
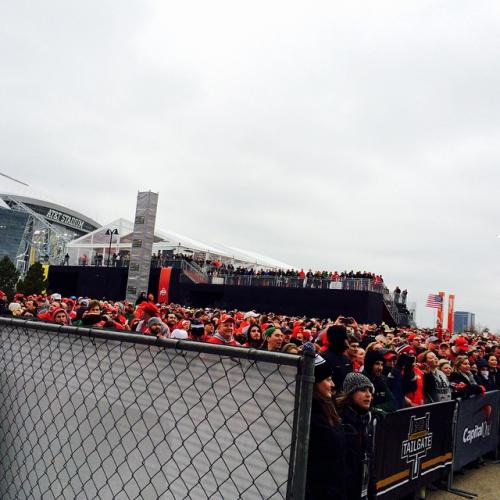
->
<box><xmin>0</xmin><ymin>174</ymin><xmax>100</xmax><ymax>272</ymax></box>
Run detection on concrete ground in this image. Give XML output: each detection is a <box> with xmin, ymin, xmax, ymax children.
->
<box><xmin>428</xmin><ymin>462</ymin><xmax>500</xmax><ymax>500</ymax></box>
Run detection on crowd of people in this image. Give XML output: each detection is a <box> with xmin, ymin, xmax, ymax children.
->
<box><xmin>1</xmin><ymin>289</ymin><xmax>498</xmax><ymax>499</ymax></box>
<box><xmin>155</xmin><ymin>251</ymin><xmax>386</xmax><ymax>284</ymax></box>
<box><xmin>1</xmin><ymin>289</ymin><xmax>497</xmax><ymax>398</ymax></box>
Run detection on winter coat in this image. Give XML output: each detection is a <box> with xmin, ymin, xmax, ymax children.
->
<box><xmin>474</xmin><ymin>371</ymin><xmax>498</xmax><ymax>392</ymax></box>
<box><xmin>340</xmin><ymin>405</ymin><xmax>376</xmax><ymax>500</ymax></box>
<box><xmin>368</xmin><ymin>374</ymin><xmax>397</xmax><ymax>413</ymax></box>
<box><xmin>449</xmin><ymin>371</ymin><xmax>483</xmax><ymax>399</ymax></box>
<box><xmin>489</xmin><ymin>369</ymin><xmax>500</xmax><ymax>390</ymax></box>
<box><xmin>322</xmin><ymin>350</ymin><xmax>353</xmax><ymax>389</ymax></box>
<box><xmin>387</xmin><ymin>354</ymin><xmax>417</xmax><ymax>409</ymax></box>
<box><xmin>306</xmin><ymin>399</ymin><xmax>347</xmax><ymax>500</ymax></box>
<box><xmin>364</xmin><ymin>351</ymin><xmax>397</xmax><ymax>413</ymax></box>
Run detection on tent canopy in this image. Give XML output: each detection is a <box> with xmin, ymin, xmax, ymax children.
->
<box><xmin>67</xmin><ymin>218</ymin><xmax>292</xmax><ymax>269</ymax></box>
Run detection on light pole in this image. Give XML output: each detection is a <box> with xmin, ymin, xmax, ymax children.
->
<box><xmin>105</xmin><ymin>228</ymin><xmax>119</xmax><ymax>266</ymax></box>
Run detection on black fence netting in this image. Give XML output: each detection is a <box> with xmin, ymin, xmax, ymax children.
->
<box><xmin>0</xmin><ymin>318</ymin><xmax>311</xmax><ymax>500</ymax></box>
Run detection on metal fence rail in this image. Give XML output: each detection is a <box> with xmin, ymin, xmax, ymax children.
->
<box><xmin>208</xmin><ymin>275</ymin><xmax>386</xmax><ymax>292</ymax></box>
<box><xmin>0</xmin><ymin>318</ymin><xmax>313</xmax><ymax>500</ymax></box>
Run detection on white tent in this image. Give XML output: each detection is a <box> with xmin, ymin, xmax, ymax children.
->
<box><xmin>67</xmin><ymin>218</ymin><xmax>292</xmax><ymax>269</ymax></box>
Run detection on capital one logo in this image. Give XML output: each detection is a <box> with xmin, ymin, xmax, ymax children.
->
<box><xmin>401</xmin><ymin>413</ymin><xmax>433</xmax><ymax>479</ymax></box>
<box><xmin>463</xmin><ymin>404</ymin><xmax>493</xmax><ymax>444</ymax></box>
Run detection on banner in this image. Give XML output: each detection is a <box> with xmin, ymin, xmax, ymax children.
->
<box><xmin>437</xmin><ymin>291</ymin><xmax>445</xmax><ymax>329</ymax></box>
<box><xmin>157</xmin><ymin>267</ymin><xmax>172</xmax><ymax>304</ymax></box>
<box><xmin>374</xmin><ymin>401</ymin><xmax>456</xmax><ymax>499</ymax></box>
<box><xmin>453</xmin><ymin>391</ymin><xmax>500</xmax><ymax>471</ymax></box>
<box><xmin>447</xmin><ymin>294</ymin><xmax>455</xmax><ymax>333</ymax></box>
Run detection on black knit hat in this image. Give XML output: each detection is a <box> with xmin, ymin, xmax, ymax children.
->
<box><xmin>314</xmin><ymin>355</ymin><xmax>333</xmax><ymax>383</ymax></box>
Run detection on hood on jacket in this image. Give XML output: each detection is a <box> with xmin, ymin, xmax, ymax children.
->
<box><xmin>326</xmin><ymin>325</ymin><xmax>348</xmax><ymax>354</ymax></box>
<box><xmin>364</xmin><ymin>350</ymin><xmax>385</xmax><ymax>378</ymax></box>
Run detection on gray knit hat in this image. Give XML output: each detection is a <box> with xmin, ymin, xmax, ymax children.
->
<box><xmin>342</xmin><ymin>372</ymin><xmax>374</xmax><ymax>396</ymax></box>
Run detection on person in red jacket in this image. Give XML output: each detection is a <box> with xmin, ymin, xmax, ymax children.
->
<box><xmin>406</xmin><ymin>361</ymin><xmax>424</xmax><ymax>406</ymax></box>
<box><xmin>207</xmin><ymin>314</ymin><xmax>240</xmax><ymax>346</ymax></box>
<box><xmin>132</xmin><ymin>302</ymin><xmax>159</xmax><ymax>333</ymax></box>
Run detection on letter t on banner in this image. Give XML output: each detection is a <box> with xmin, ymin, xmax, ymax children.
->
<box><xmin>447</xmin><ymin>294</ymin><xmax>455</xmax><ymax>333</ymax></box>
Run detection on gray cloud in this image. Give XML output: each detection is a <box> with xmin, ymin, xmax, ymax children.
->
<box><xmin>2</xmin><ymin>1</ymin><xmax>500</xmax><ymax>329</ymax></box>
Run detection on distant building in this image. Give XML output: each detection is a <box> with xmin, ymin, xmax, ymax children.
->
<box><xmin>454</xmin><ymin>311</ymin><xmax>475</xmax><ymax>333</ymax></box>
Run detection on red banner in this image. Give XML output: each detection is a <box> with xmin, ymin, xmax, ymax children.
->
<box><xmin>447</xmin><ymin>294</ymin><xmax>455</xmax><ymax>333</ymax></box>
<box><xmin>437</xmin><ymin>291</ymin><xmax>445</xmax><ymax>329</ymax></box>
<box><xmin>158</xmin><ymin>267</ymin><xmax>172</xmax><ymax>304</ymax></box>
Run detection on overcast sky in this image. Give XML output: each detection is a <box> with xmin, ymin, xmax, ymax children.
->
<box><xmin>1</xmin><ymin>1</ymin><xmax>500</xmax><ymax>330</ymax></box>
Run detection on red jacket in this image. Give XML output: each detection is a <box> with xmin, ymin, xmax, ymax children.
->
<box><xmin>407</xmin><ymin>365</ymin><xmax>424</xmax><ymax>406</ymax></box>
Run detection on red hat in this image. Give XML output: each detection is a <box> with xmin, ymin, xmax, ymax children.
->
<box><xmin>407</xmin><ymin>333</ymin><xmax>416</xmax><ymax>341</ymax></box>
<box><xmin>141</xmin><ymin>302</ymin><xmax>159</xmax><ymax>317</ymax></box>
<box><xmin>396</xmin><ymin>344</ymin><xmax>417</xmax><ymax>356</ymax></box>
<box><xmin>384</xmin><ymin>351</ymin><xmax>397</xmax><ymax>361</ymax></box>
<box><xmin>51</xmin><ymin>308</ymin><xmax>68</xmax><ymax>321</ymax></box>
<box><xmin>220</xmin><ymin>314</ymin><xmax>235</xmax><ymax>324</ymax></box>
<box><xmin>454</xmin><ymin>336</ymin><xmax>469</xmax><ymax>352</ymax></box>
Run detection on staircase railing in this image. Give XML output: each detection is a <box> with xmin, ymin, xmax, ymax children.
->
<box><xmin>179</xmin><ymin>259</ymin><xmax>209</xmax><ymax>284</ymax></box>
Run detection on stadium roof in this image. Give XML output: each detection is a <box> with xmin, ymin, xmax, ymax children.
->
<box><xmin>0</xmin><ymin>172</ymin><xmax>100</xmax><ymax>230</ymax></box>
<box><xmin>68</xmin><ymin>218</ymin><xmax>293</xmax><ymax>269</ymax></box>
<box><xmin>0</xmin><ymin>193</ymin><xmax>100</xmax><ymax>230</ymax></box>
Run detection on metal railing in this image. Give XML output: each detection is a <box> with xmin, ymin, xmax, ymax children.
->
<box><xmin>179</xmin><ymin>259</ymin><xmax>209</xmax><ymax>284</ymax></box>
<box><xmin>209</xmin><ymin>275</ymin><xmax>386</xmax><ymax>292</ymax></box>
<box><xmin>0</xmin><ymin>317</ymin><xmax>314</xmax><ymax>499</ymax></box>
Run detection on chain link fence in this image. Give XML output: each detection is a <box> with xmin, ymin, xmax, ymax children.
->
<box><xmin>0</xmin><ymin>317</ymin><xmax>313</xmax><ymax>500</ymax></box>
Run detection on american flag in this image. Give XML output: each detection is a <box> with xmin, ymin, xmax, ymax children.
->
<box><xmin>426</xmin><ymin>294</ymin><xmax>443</xmax><ymax>309</ymax></box>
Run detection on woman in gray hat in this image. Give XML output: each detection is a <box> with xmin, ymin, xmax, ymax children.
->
<box><xmin>337</xmin><ymin>372</ymin><xmax>376</xmax><ymax>500</ymax></box>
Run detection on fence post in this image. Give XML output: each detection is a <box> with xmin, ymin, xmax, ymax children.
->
<box><xmin>444</xmin><ymin>399</ymin><xmax>477</xmax><ymax>499</ymax></box>
<box><xmin>288</xmin><ymin>350</ymin><xmax>315</xmax><ymax>500</ymax></box>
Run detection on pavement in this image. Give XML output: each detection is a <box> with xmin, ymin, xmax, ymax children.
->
<box><xmin>428</xmin><ymin>461</ymin><xmax>500</xmax><ymax>500</ymax></box>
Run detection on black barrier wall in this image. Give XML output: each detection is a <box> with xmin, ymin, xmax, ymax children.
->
<box><xmin>0</xmin><ymin>318</ymin><xmax>314</xmax><ymax>500</ymax></box>
<box><xmin>48</xmin><ymin>266</ymin><xmax>161</xmax><ymax>301</ymax></box>
<box><xmin>169</xmin><ymin>283</ymin><xmax>385</xmax><ymax>323</ymax></box>
<box><xmin>48</xmin><ymin>266</ymin><xmax>386</xmax><ymax>323</ymax></box>
<box><xmin>374</xmin><ymin>401</ymin><xmax>456</xmax><ymax>499</ymax></box>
